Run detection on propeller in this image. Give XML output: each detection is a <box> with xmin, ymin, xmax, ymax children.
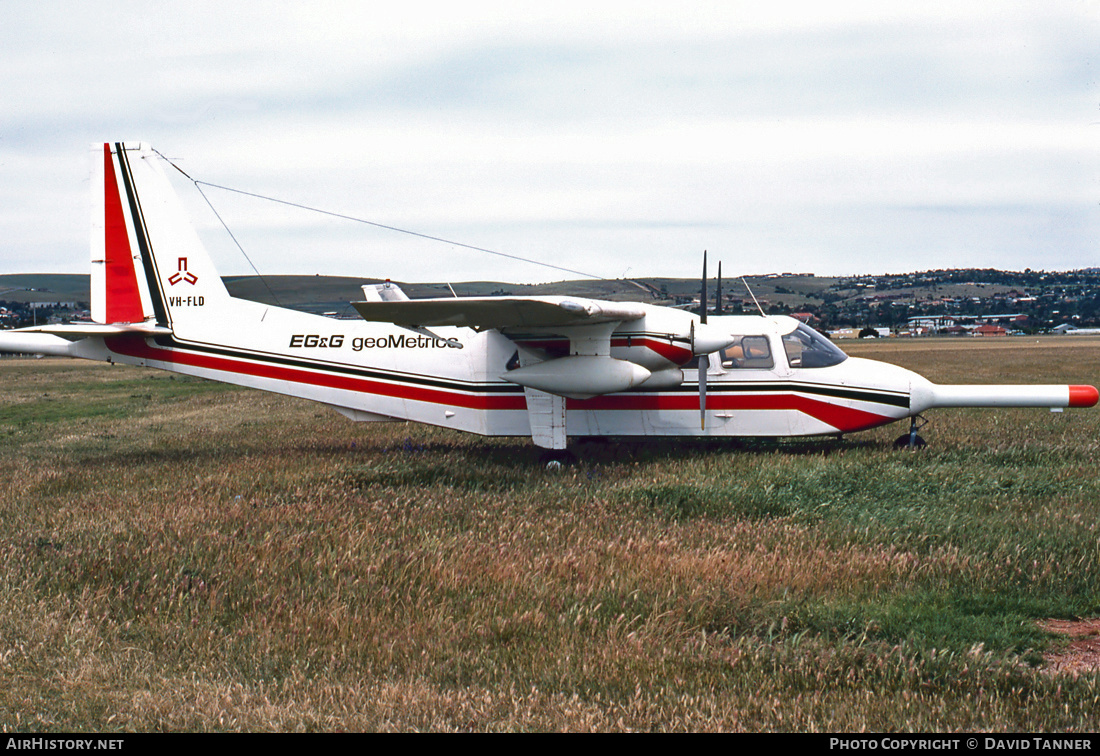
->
<box><xmin>716</xmin><ymin>261</ymin><xmax>722</xmax><ymax>315</ymax></box>
<box><xmin>700</xmin><ymin>251</ymin><xmax>707</xmax><ymax>325</ymax></box>
<box><xmin>698</xmin><ymin>252</ymin><xmax>709</xmax><ymax>430</ymax></box>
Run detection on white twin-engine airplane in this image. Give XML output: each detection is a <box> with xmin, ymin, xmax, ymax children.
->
<box><xmin>2</xmin><ymin>142</ymin><xmax>1097</xmax><ymax>457</ymax></box>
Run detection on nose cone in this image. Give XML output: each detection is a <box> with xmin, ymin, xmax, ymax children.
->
<box><xmin>834</xmin><ymin>357</ymin><xmax>931</xmax><ymax>414</ymax></box>
<box><xmin>1070</xmin><ymin>385</ymin><xmax>1099</xmax><ymax>408</ymax></box>
<box><xmin>907</xmin><ymin>371</ymin><xmax>937</xmax><ymax>414</ymax></box>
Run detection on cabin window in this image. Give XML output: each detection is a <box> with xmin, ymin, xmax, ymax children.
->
<box><xmin>781</xmin><ymin>324</ymin><xmax>848</xmax><ymax>368</ymax></box>
<box><xmin>721</xmin><ymin>336</ymin><xmax>774</xmax><ymax>369</ymax></box>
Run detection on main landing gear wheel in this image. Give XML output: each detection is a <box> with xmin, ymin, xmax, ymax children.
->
<box><xmin>893</xmin><ymin>415</ymin><xmax>928</xmax><ymax>450</ymax></box>
<box><xmin>540</xmin><ymin>449</ymin><xmax>577</xmax><ymax>469</ymax></box>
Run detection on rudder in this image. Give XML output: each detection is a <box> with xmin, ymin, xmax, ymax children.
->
<box><xmin>91</xmin><ymin>143</ymin><xmax>152</xmax><ymax>324</ymax></box>
<box><xmin>91</xmin><ymin>142</ymin><xmax>230</xmax><ymax>331</ymax></box>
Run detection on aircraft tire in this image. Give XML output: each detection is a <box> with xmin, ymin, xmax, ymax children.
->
<box><xmin>540</xmin><ymin>449</ymin><xmax>577</xmax><ymax>468</ymax></box>
<box><xmin>893</xmin><ymin>433</ymin><xmax>927</xmax><ymax>450</ymax></box>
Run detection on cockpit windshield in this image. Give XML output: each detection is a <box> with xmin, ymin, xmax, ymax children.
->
<box><xmin>781</xmin><ymin>323</ymin><xmax>848</xmax><ymax>369</ymax></box>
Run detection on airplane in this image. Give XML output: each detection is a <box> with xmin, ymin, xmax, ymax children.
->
<box><xmin>0</xmin><ymin>142</ymin><xmax>1096</xmax><ymax>462</ymax></box>
<box><xmin>1053</xmin><ymin>324</ymin><xmax>1100</xmax><ymax>336</ymax></box>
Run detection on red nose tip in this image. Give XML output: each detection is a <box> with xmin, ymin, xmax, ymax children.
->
<box><xmin>1069</xmin><ymin>385</ymin><xmax>1099</xmax><ymax>408</ymax></box>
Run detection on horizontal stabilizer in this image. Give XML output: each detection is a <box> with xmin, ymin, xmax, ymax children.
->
<box><xmin>0</xmin><ymin>332</ymin><xmax>83</xmax><ymax>356</ymax></box>
<box><xmin>0</xmin><ymin>322</ymin><xmax>172</xmax><ymax>357</ymax></box>
<box><xmin>12</xmin><ymin>322</ymin><xmax>173</xmax><ymax>340</ymax></box>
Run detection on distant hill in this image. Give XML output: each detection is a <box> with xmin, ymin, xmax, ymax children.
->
<box><xmin>4</xmin><ymin>269</ymin><xmax>1098</xmax><ymax>330</ymax></box>
<box><xmin>0</xmin><ymin>274</ymin><xmax>91</xmax><ymax>304</ymax></box>
<box><xmin>0</xmin><ymin>269</ymin><xmax>1021</xmax><ymax>312</ymax></box>
<box><xmin>0</xmin><ymin>273</ymin><xmax>686</xmax><ymax>311</ymax></box>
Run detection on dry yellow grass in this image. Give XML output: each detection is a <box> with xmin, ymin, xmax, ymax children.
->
<box><xmin>2</xmin><ymin>337</ymin><xmax>1100</xmax><ymax>731</ymax></box>
<box><xmin>844</xmin><ymin>334</ymin><xmax>1100</xmax><ymax>384</ymax></box>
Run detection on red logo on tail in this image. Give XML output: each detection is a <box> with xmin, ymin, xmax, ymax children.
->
<box><xmin>169</xmin><ymin>257</ymin><xmax>198</xmax><ymax>286</ymax></box>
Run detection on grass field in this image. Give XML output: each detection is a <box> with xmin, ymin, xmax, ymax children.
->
<box><xmin>1</xmin><ymin>336</ymin><xmax>1099</xmax><ymax>731</ymax></box>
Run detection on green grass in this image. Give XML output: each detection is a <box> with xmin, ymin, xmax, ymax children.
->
<box><xmin>1</xmin><ymin>342</ymin><xmax>1099</xmax><ymax>731</ymax></box>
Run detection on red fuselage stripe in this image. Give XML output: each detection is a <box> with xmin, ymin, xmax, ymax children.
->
<box><xmin>624</xmin><ymin>338</ymin><xmax>693</xmax><ymax>365</ymax></box>
<box><xmin>105</xmin><ymin>336</ymin><xmax>896</xmax><ymax>433</ymax></box>
<box><xmin>106</xmin><ymin>336</ymin><xmax>526</xmax><ymax>410</ymax></box>
<box><xmin>572</xmin><ymin>392</ymin><xmax>892</xmax><ymax>432</ymax></box>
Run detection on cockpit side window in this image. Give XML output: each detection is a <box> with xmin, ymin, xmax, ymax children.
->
<box><xmin>781</xmin><ymin>324</ymin><xmax>848</xmax><ymax>368</ymax></box>
<box><xmin>721</xmin><ymin>335</ymin><xmax>774</xmax><ymax>369</ymax></box>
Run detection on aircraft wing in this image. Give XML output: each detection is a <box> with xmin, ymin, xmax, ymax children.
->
<box><xmin>351</xmin><ymin>296</ymin><xmax>645</xmax><ymax>330</ymax></box>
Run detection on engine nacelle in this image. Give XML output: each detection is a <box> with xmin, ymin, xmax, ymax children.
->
<box><xmin>637</xmin><ymin>368</ymin><xmax>685</xmax><ymax>390</ymax></box>
<box><xmin>503</xmin><ymin>355</ymin><xmax>651</xmax><ymax>399</ymax></box>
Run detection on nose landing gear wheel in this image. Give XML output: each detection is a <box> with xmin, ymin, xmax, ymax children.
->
<box><xmin>893</xmin><ymin>415</ymin><xmax>928</xmax><ymax>450</ymax></box>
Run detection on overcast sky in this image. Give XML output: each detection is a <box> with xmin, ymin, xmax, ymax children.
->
<box><xmin>1</xmin><ymin>1</ymin><xmax>1097</xmax><ymax>283</ymax></box>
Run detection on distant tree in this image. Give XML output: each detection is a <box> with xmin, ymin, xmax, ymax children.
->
<box><xmin>858</xmin><ymin>327</ymin><xmax>879</xmax><ymax>339</ymax></box>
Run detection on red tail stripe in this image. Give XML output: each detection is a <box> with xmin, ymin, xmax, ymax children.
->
<box><xmin>102</xmin><ymin>145</ymin><xmax>145</xmax><ymax>323</ymax></box>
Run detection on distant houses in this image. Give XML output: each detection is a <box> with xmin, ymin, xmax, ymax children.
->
<box><xmin>906</xmin><ymin>313</ymin><xmax>1026</xmax><ymax>336</ymax></box>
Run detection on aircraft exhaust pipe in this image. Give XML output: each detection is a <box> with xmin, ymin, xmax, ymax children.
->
<box><xmin>911</xmin><ymin>382</ymin><xmax>1099</xmax><ymax>413</ymax></box>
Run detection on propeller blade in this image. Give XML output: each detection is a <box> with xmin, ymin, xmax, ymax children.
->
<box><xmin>716</xmin><ymin>261</ymin><xmax>722</xmax><ymax>315</ymax></box>
<box><xmin>696</xmin><ymin>252</ymin><xmax>716</xmax><ymax>429</ymax></box>
<box><xmin>699</xmin><ymin>354</ymin><xmax>708</xmax><ymax>430</ymax></box>
<box><xmin>700</xmin><ymin>250</ymin><xmax>707</xmax><ymax>325</ymax></box>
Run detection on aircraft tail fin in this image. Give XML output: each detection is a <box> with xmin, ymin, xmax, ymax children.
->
<box><xmin>91</xmin><ymin>142</ymin><xmax>230</xmax><ymax>330</ymax></box>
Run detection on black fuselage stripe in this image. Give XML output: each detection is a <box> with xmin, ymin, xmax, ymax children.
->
<box><xmin>147</xmin><ymin>334</ymin><xmax>908</xmax><ymax>407</ymax></box>
<box><xmin>152</xmin><ymin>334</ymin><xmax>523</xmax><ymax>393</ymax></box>
<box><xmin>114</xmin><ymin>143</ymin><xmax>170</xmax><ymax>327</ymax></box>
